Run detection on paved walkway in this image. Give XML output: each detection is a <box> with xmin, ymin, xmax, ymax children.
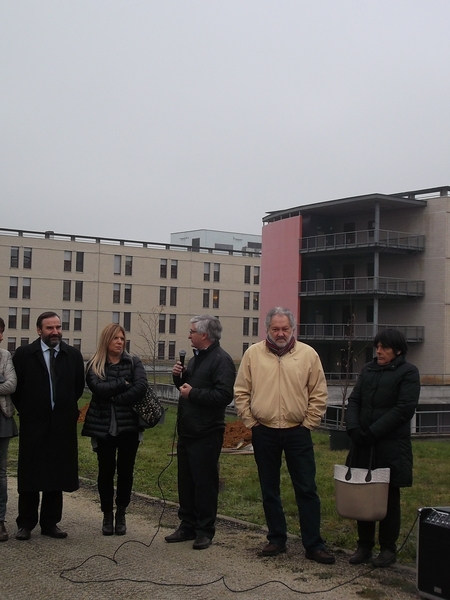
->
<box><xmin>0</xmin><ymin>478</ymin><xmax>419</xmax><ymax>600</ymax></box>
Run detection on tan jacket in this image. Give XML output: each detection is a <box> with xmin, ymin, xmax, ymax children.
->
<box><xmin>0</xmin><ymin>348</ymin><xmax>17</xmax><ymax>418</ymax></box>
<box><xmin>234</xmin><ymin>340</ymin><xmax>328</xmax><ymax>430</ymax></box>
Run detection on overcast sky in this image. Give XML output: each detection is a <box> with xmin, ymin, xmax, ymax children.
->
<box><xmin>2</xmin><ymin>1</ymin><xmax>449</xmax><ymax>243</ymax></box>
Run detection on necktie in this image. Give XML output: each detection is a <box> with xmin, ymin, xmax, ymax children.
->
<box><xmin>49</xmin><ymin>348</ymin><xmax>57</xmax><ymax>406</ymax></box>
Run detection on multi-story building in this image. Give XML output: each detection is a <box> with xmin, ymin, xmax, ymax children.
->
<box><xmin>261</xmin><ymin>186</ymin><xmax>450</xmax><ymax>432</ymax></box>
<box><xmin>0</xmin><ymin>228</ymin><xmax>261</xmax><ymax>362</ymax></box>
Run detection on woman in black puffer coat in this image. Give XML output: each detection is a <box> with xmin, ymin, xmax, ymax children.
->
<box><xmin>82</xmin><ymin>324</ymin><xmax>147</xmax><ymax>536</ymax></box>
<box><xmin>345</xmin><ymin>329</ymin><xmax>420</xmax><ymax>568</ymax></box>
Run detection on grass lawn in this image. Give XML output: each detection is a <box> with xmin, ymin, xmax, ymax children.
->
<box><xmin>7</xmin><ymin>392</ymin><xmax>450</xmax><ymax>565</ymax></box>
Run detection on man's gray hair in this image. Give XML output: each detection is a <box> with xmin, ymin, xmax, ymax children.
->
<box><xmin>190</xmin><ymin>314</ymin><xmax>222</xmax><ymax>341</ymax></box>
<box><xmin>265</xmin><ymin>307</ymin><xmax>296</xmax><ymax>330</ymax></box>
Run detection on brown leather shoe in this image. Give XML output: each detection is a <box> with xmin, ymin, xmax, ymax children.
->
<box><xmin>261</xmin><ymin>542</ymin><xmax>287</xmax><ymax>556</ymax></box>
<box><xmin>305</xmin><ymin>548</ymin><xmax>335</xmax><ymax>564</ymax></box>
<box><xmin>164</xmin><ymin>529</ymin><xmax>196</xmax><ymax>543</ymax></box>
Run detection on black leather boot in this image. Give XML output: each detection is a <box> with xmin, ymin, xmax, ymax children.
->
<box><xmin>102</xmin><ymin>512</ymin><xmax>114</xmax><ymax>536</ymax></box>
<box><xmin>115</xmin><ymin>507</ymin><xmax>126</xmax><ymax>535</ymax></box>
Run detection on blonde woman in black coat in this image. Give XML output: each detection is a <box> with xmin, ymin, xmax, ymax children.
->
<box><xmin>346</xmin><ymin>329</ymin><xmax>420</xmax><ymax>567</ymax></box>
<box><xmin>82</xmin><ymin>324</ymin><xmax>147</xmax><ymax>536</ymax></box>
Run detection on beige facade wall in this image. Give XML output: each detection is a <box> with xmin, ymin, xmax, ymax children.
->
<box><xmin>0</xmin><ymin>230</ymin><xmax>261</xmax><ymax>362</ymax></box>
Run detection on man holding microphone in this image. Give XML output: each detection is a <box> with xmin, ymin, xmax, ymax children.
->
<box><xmin>165</xmin><ymin>315</ymin><xmax>235</xmax><ymax>550</ymax></box>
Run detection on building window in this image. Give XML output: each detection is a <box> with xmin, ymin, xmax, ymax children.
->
<box><xmin>159</xmin><ymin>286</ymin><xmax>167</xmax><ymax>306</ymax></box>
<box><xmin>73</xmin><ymin>339</ymin><xmax>82</xmax><ymax>352</ymax></box>
<box><xmin>160</xmin><ymin>259</ymin><xmax>167</xmax><ymax>278</ymax></box>
<box><xmin>75</xmin><ymin>281</ymin><xmax>83</xmax><ymax>302</ymax></box>
<box><xmin>62</xmin><ymin>310</ymin><xmax>70</xmax><ymax>331</ymax></box>
<box><xmin>170</xmin><ymin>287</ymin><xmax>177</xmax><ymax>306</ymax></box>
<box><xmin>20</xmin><ymin>338</ymin><xmax>29</xmax><ymax>346</ymax></box>
<box><xmin>254</xmin><ymin>266</ymin><xmax>260</xmax><ymax>285</ymax></box>
<box><xmin>114</xmin><ymin>255</ymin><xmax>121</xmax><ymax>275</ymax></box>
<box><xmin>9</xmin><ymin>277</ymin><xmax>18</xmax><ymax>299</ymax></box>
<box><xmin>10</xmin><ymin>247</ymin><xmax>19</xmax><ymax>268</ymax></box>
<box><xmin>168</xmin><ymin>341</ymin><xmax>176</xmax><ymax>360</ymax></box>
<box><xmin>203</xmin><ymin>289</ymin><xmax>210</xmax><ymax>309</ymax></box>
<box><xmin>112</xmin><ymin>311</ymin><xmax>120</xmax><ymax>324</ymax></box>
<box><xmin>244</xmin><ymin>265</ymin><xmax>251</xmax><ymax>284</ymax></box>
<box><xmin>169</xmin><ymin>314</ymin><xmax>176</xmax><ymax>334</ymax></box>
<box><xmin>158</xmin><ymin>341</ymin><xmax>165</xmax><ymax>360</ymax></box>
<box><xmin>213</xmin><ymin>263</ymin><xmax>220</xmax><ymax>282</ymax></box>
<box><xmin>367</xmin><ymin>262</ymin><xmax>374</xmax><ymax>277</ymax></box>
<box><xmin>252</xmin><ymin>318</ymin><xmax>259</xmax><ymax>337</ymax></box>
<box><xmin>21</xmin><ymin>308</ymin><xmax>30</xmax><ymax>330</ymax></box>
<box><xmin>124</xmin><ymin>284</ymin><xmax>132</xmax><ymax>304</ymax></box>
<box><xmin>242</xmin><ymin>342</ymin><xmax>249</xmax><ymax>355</ymax></box>
<box><xmin>7</xmin><ymin>338</ymin><xmax>16</xmax><ymax>353</ymax></box>
<box><xmin>171</xmin><ymin>260</ymin><xmax>178</xmax><ymax>279</ymax></box>
<box><xmin>76</xmin><ymin>252</ymin><xmax>84</xmax><ymax>272</ymax></box>
<box><xmin>212</xmin><ymin>289</ymin><xmax>219</xmax><ymax>309</ymax></box>
<box><xmin>64</xmin><ymin>251</ymin><xmax>72</xmax><ymax>272</ymax></box>
<box><xmin>244</xmin><ymin>291</ymin><xmax>250</xmax><ymax>310</ymax></box>
<box><xmin>366</xmin><ymin>305</ymin><xmax>374</xmax><ymax>323</ymax></box>
<box><xmin>23</xmin><ymin>247</ymin><xmax>32</xmax><ymax>269</ymax></box>
<box><xmin>253</xmin><ymin>292</ymin><xmax>259</xmax><ymax>311</ymax></box>
<box><xmin>123</xmin><ymin>312</ymin><xmax>131</xmax><ymax>332</ymax></box>
<box><xmin>74</xmin><ymin>310</ymin><xmax>82</xmax><ymax>331</ymax></box>
<box><xmin>243</xmin><ymin>317</ymin><xmax>249</xmax><ymax>336</ymax></box>
<box><xmin>8</xmin><ymin>308</ymin><xmax>17</xmax><ymax>329</ymax></box>
<box><xmin>22</xmin><ymin>278</ymin><xmax>31</xmax><ymax>299</ymax></box>
<box><xmin>125</xmin><ymin>255</ymin><xmax>133</xmax><ymax>276</ymax></box>
<box><xmin>63</xmin><ymin>280</ymin><xmax>71</xmax><ymax>301</ymax></box>
<box><xmin>204</xmin><ymin>262</ymin><xmax>210</xmax><ymax>281</ymax></box>
<box><xmin>113</xmin><ymin>283</ymin><xmax>120</xmax><ymax>304</ymax></box>
<box><xmin>159</xmin><ymin>313</ymin><xmax>166</xmax><ymax>334</ymax></box>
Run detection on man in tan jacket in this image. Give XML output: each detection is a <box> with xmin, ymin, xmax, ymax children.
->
<box><xmin>234</xmin><ymin>307</ymin><xmax>334</xmax><ymax>564</ymax></box>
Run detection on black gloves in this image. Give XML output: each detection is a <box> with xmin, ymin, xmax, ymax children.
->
<box><xmin>348</xmin><ymin>428</ymin><xmax>376</xmax><ymax>447</ymax></box>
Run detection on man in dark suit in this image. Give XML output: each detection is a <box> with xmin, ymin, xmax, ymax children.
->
<box><xmin>12</xmin><ymin>311</ymin><xmax>85</xmax><ymax>540</ymax></box>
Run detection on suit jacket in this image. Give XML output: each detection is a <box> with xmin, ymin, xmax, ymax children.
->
<box><xmin>12</xmin><ymin>338</ymin><xmax>85</xmax><ymax>492</ymax></box>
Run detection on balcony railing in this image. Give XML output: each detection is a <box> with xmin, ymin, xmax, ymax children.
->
<box><xmin>298</xmin><ymin>323</ymin><xmax>424</xmax><ymax>342</ymax></box>
<box><xmin>300</xmin><ymin>229</ymin><xmax>425</xmax><ymax>253</ymax></box>
<box><xmin>299</xmin><ymin>277</ymin><xmax>425</xmax><ymax>297</ymax></box>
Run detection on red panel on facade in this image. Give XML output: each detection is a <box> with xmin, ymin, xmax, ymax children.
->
<box><xmin>260</xmin><ymin>216</ymin><xmax>302</xmax><ymax>337</ymax></box>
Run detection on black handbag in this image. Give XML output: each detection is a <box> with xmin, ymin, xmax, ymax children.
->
<box><xmin>133</xmin><ymin>384</ymin><xmax>164</xmax><ymax>429</ymax></box>
<box><xmin>130</xmin><ymin>356</ymin><xmax>164</xmax><ymax>428</ymax></box>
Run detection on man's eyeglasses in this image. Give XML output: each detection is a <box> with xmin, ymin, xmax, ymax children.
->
<box><xmin>189</xmin><ymin>329</ymin><xmax>198</xmax><ymax>335</ymax></box>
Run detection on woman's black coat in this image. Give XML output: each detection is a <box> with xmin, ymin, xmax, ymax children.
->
<box><xmin>82</xmin><ymin>353</ymin><xmax>147</xmax><ymax>439</ymax></box>
<box><xmin>346</xmin><ymin>355</ymin><xmax>420</xmax><ymax>487</ymax></box>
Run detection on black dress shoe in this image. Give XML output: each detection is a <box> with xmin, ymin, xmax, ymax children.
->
<box><xmin>193</xmin><ymin>536</ymin><xmax>212</xmax><ymax>550</ymax></box>
<box><xmin>164</xmin><ymin>529</ymin><xmax>196</xmax><ymax>543</ymax></box>
<box><xmin>349</xmin><ymin>546</ymin><xmax>373</xmax><ymax>564</ymax></box>
<box><xmin>15</xmin><ymin>528</ymin><xmax>31</xmax><ymax>541</ymax></box>
<box><xmin>41</xmin><ymin>526</ymin><xmax>68</xmax><ymax>539</ymax></box>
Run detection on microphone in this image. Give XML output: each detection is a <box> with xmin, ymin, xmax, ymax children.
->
<box><xmin>179</xmin><ymin>349</ymin><xmax>186</xmax><ymax>368</ymax></box>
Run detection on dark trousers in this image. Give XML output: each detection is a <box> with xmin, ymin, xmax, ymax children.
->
<box><xmin>96</xmin><ymin>432</ymin><xmax>140</xmax><ymax>513</ymax></box>
<box><xmin>252</xmin><ymin>424</ymin><xmax>325</xmax><ymax>551</ymax></box>
<box><xmin>176</xmin><ymin>430</ymin><xmax>223</xmax><ymax>539</ymax></box>
<box><xmin>17</xmin><ymin>490</ymin><xmax>63</xmax><ymax>530</ymax></box>
<box><xmin>357</xmin><ymin>485</ymin><xmax>401</xmax><ymax>553</ymax></box>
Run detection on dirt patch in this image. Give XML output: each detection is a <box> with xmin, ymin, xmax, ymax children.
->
<box><xmin>222</xmin><ymin>420</ymin><xmax>252</xmax><ymax>448</ymax></box>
